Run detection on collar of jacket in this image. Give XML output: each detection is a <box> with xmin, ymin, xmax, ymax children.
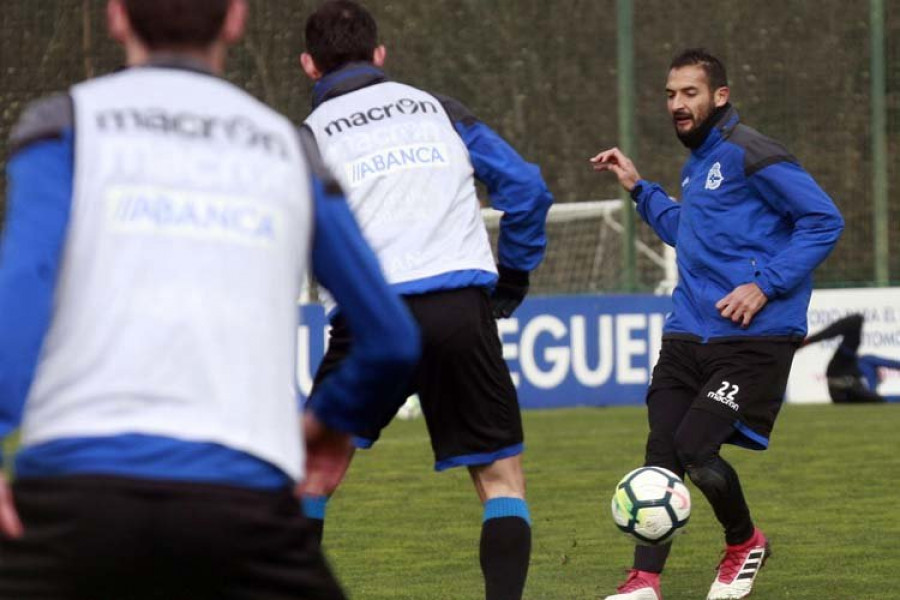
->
<box><xmin>311</xmin><ymin>62</ymin><xmax>389</xmax><ymax>109</ymax></box>
<box><xmin>692</xmin><ymin>103</ymin><xmax>740</xmax><ymax>158</ymax></box>
<box><xmin>113</xmin><ymin>54</ymin><xmax>220</xmax><ymax>78</ymax></box>
<box><xmin>143</xmin><ymin>54</ymin><xmax>218</xmax><ymax>76</ymax></box>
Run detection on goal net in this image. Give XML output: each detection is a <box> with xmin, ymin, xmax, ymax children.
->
<box><xmin>301</xmin><ymin>199</ymin><xmax>676</xmax><ymax>302</ymax></box>
<box><xmin>482</xmin><ymin>199</ymin><xmax>677</xmax><ymax>296</ymax></box>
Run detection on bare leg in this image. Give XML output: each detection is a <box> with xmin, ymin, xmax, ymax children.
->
<box><xmin>469</xmin><ymin>455</ymin><xmax>530</xmax><ymax>600</ymax></box>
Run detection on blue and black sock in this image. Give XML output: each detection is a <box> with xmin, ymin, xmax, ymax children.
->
<box><xmin>480</xmin><ymin>497</ymin><xmax>531</xmax><ymax>600</ymax></box>
<box><xmin>301</xmin><ymin>495</ymin><xmax>329</xmax><ymax>545</ymax></box>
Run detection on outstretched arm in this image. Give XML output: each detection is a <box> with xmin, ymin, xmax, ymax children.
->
<box><xmin>804</xmin><ymin>314</ymin><xmax>864</xmax><ymax>350</ymax></box>
<box><xmin>858</xmin><ymin>354</ymin><xmax>900</xmax><ymax>398</ymax></box>
<box><xmin>859</xmin><ymin>355</ymin><xmax>900</xmax><ymax>371</ymax></box>
<box><xmin>591</xmin><ymin>147</ymin><xmax>680</xmax><ymax>246</ymax></box>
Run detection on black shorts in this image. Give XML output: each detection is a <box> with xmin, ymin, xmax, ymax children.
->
<box><xmin>0</xmin><ymin>476</ymin><xmax>346</xmax><ymax>600</ymax></box>
<box><xmin>647</xmin><ymin>338</ymin><xmax>797</xmax><ymax>450</ymax></box>
<box><xmin>313</xmin><ymin>287</ymin><xmax>523</xmax><ymax>471</ymax></box>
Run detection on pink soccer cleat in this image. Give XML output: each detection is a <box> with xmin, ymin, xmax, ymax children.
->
<box><xmin>707</xmin><ymin>528</ymin><xmax>771</xmax><ymax>599</ymax></box>
<box><xmin>604</xmin><ymin>569</ymin><xmax>661</xmax><ymax>600</ymax></box>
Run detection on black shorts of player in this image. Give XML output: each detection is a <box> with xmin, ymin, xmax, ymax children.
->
<box><xmin>0</xmin><ymin>476</ymin><xmax>346</xmax><ymax>600</ymax></box>
<box><xmin>646</xmin><ymin>338</ymin><xmax>797</xmax><ymax>451</ymax></box>
<box><xmin>313</xmin><ymin>286</ymin><xmax>523</xmax><ymax>471</ymax></box>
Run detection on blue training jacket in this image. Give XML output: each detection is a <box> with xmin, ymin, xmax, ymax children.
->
<box><xmin>633</xmin><ymin>105</ymin><xmax>844</xmax><ymax>342</ymax></box>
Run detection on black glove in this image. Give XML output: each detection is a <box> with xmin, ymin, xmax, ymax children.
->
<box><xmin>491</xmin><ymin>265</ymin><xmax>529</xmax><ymax>319</ymax></box>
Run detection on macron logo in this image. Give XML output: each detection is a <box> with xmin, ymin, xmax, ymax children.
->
<box><xmin>707</xmin><ymin>380</ymin><xmax>740</xmax><ymax>411</ymax></box>
<box><xmin>324</xmin><ymin>98</ymin><xmax>439</xmax><ymax>136</ymax></box>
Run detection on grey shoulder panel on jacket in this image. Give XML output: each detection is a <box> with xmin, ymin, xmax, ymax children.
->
<box><xmin>431</xmin><ymin>93</ymin><xmax>478</xmax><ymax>127</ymax></box>
<box><xmin>9</xmin><ymin>93</ymin><xmax>74</xmax><ymax>155</ymax></box>
<box><xmin>728</xmin><ymin>123</ymin><xmax>798</xmax><ymax>176</ymax></box>
<box><xmin>297</xmin><ymin>124</ymin><xmax>343</xmax><ymax>196</ymax></box>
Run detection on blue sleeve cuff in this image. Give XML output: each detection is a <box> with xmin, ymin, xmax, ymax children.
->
<box><xmin>755</xmin><ymin>270</ymin><xmax>777</xmax><ymax>298</ymax></box>
<box><xmin>630</xmin><ymin>179</ymin><xmax>649</xmax><ymax>202</ymax></box>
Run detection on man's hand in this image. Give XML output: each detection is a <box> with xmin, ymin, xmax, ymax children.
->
<box><xmin>716</xmin><ymin>283</ymin><xmax>768</xmax><ymax>328</ymax></box>
<box><xmin>0</xmin><ymin>474</ymin><xmax>23</xmax><ymax>539</ymax></box>
<box><xmin>297</xmin><ymin>412</ymin><xmax>355</xmax><ymax>498</ymax></box>
<box><xmin>590</xmin><ymin>147</ymin><xmax>642</xmax><ymax>192</ymax></box>
<box><xmin>491</xmin><ymin>266</ymin><xmax>529</xmax><ymax>319</ymax></box>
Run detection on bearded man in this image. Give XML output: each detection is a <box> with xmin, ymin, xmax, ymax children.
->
<box><xmin>591</xmin><ymin>48</ymin><xmax>843</xmax><ymax>600</ymax></box>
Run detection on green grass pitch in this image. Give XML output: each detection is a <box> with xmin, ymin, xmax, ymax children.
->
<box><xmin>324</xmin><ymin>404</ymin><xmax>899</xmax><ymax>600</ymax></box>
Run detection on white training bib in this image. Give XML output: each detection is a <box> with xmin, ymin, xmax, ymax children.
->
<box><xmin>22</xmin><ymin>67</ymin><xmax>313</xmax><ymax>480</ymax></box>
<box><xmin>305</xmin><ymin>81</ymin><xmax>496</xmax><ymax>311</ymax></box>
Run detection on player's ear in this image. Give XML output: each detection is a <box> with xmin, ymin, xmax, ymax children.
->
<box><xmin>373</xmin><ymin>45</ymin><xmax>386</xmax><ymax>68</ymax></box>
<box><xmin>300</xmin><ymin>53</ymin><xmax>323</xmax><ymax>81</ymax></box>
<box><xmin>714</xmin><ymin>86</ymin><xmax>730</xmax><ymax>108</ymax></box>
<box><xmin>106</xmin><ymin>0</ymin><xmax>131</xmax><ymax>44</ymax></box>
<box><xmin>221</xmin><ymin>0</ymin><xmax>248</xmax><ymax>45</ymax></box>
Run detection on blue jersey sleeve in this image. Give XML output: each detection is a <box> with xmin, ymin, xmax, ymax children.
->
<box><xmin>632</xmin><ymin>180</ymin><xmax>680</xmax><ymax>247</ymax></box>
<box><xmin>748</xmin><ymin>162</ymin><xmax>844</xmax><ymax>298</ymax></box>
<box><xmin>859</xmin><ymin>355</ymin><xmax>900</xmax><ymax>371</ymax></box>
<box><xmin>458</xmin><ymin>122</ymin><xmax>553</xmax><ymax>271</ymax></box>
<box><xmin>436</xmin><ymin>95</ymin><xmax>552</xmax><ymax>272</ymax></box>
<box><xmin>859</xmin><ymin>354</ymin><xmax>900</xmax><ymax>399</ymax></box>
<box><xmin>0</xmin><ymin>133</ymin><xmax>75</xmax><ymax>461</ymax></box>
<box><xmin>859</xmin><ymin>354</ymin><xmax>900</xmax><ymax>392</ymax></box>
<box><xmin>305</xmin><ymin>175</ymin><xmax>420</xmax><ymax>436</ymax></box>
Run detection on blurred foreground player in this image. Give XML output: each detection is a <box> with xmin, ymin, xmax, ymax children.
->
<box><xmin>803</xmin><ymin>313</ymin><xmax>900</xmax><ymax>403</ymax></box>
<box><xmin>592</xmin><ymin>48</ymin><xmax>843</xmax><ymax>600</ymax></box>
<box><xmin>297</xmin><ymin>2</ymin><xmax>553</xmax><ymax>599</ymax></box>
<box><xmin>0</xmin><ymin>1</ymin><xmax>418</xmax><ymax>598</ymax></box>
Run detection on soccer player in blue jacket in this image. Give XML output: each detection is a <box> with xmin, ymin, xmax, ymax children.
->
<box><xmin>0</xmin><ymin>1</ymin><xmax>418</xmax><ymax>598</ymax></box>
<box><xmin>296</xmin><ymin>3</ymin><xmax>553</xmax><ymax>599</ymax></box>
<box><xmin>592</xmin><ymin>49</ymin><xmax>844</xmax><ymax>600</ymax></box>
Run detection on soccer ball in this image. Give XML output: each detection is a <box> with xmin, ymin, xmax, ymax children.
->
<box><xmin>396</xmin><ymin>394</ymin><xmax>422</xmax><ymax>420</ymax></box>
<box><xmin>611</xmin><ymin>466</ymin><xmax>691</xmax><ymax>545</ymax></box>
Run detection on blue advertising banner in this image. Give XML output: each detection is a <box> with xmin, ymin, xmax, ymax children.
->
<box><xmin>297</xmin><ymin>294</ymin><xmax>673</xmax><ymax>409</ymax></box>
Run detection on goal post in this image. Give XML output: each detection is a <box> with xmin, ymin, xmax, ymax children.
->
<box><xmin>482</xmin><ymin>199</ymin><xmax>677</xmax><ymax>296</ymax></box>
